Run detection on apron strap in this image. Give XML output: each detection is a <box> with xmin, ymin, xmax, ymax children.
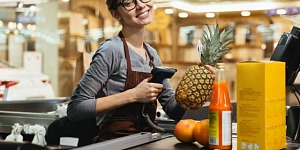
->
<box><xmin>118</xmin><ymin>32</ymin><xmax>155</xmax><ymax>68</ymax></box>
<box><xmin>118</xmin><ymin>32</ymin><xmax>133</xmax><ymax>71</ymax></box>
<box><xmin>143</xmin><ymin>43</ymin><xmax>154</xmax><ymax>67</ymax></box>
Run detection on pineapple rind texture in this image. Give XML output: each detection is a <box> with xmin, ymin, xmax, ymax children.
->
<box><xmin>175</xmin><ymin>65</ymin><xmax>214</xmax><ymax>109</ymax></box>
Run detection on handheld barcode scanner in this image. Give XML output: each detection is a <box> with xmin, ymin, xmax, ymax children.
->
<box><xmin>149</xmin><ymin>67</ymin><xmax>177</xmax><ymax>84</ymax></box>
<box><xmin>143</xmin><ymin>67</ymin><xmax>177</xmax><ymax>133</ymax></box>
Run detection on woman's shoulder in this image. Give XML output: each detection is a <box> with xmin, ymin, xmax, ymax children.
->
<box><xmin>95</xmin><ymin>35</ymin><xmax>123</xmax><ymax>54</ymax></box>
<box><xmin>100</xmin><ymin>35</ymin><xmax>122</xmax><ymax>49</ymax></box>
<box><xmin>90</xmin><ymin>36</ymin><xmax>124</xmax><ymax>63</ymax></box>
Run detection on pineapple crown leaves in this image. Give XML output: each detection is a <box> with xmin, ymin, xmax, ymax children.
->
<box><xmin>199</xmin><ymin>23</ymin><xmax>234</xmax><ymax>66</ymax></box>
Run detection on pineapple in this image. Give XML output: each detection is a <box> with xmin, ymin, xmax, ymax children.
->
<box><xmin>175</xmin><ymin>23</ymin><xmax>234</xmax><ymax>110</ymax></box>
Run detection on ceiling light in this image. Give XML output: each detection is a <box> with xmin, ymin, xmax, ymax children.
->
<box><xmin>27</xmin><ymin>24</ymin><xmax>32</xmax><ymax>30</ymax></box>
<box><xmin>13</xmin><ymin>30</ymin><xmax>19</xmax><ymax>35</ymax></box>
<box><xmin>276</xmin><ymin>9</ymin><xmax>286</xmax><ymax>15</ymax></box>
<box><xmin>178</xmin><ymin>12</ymin><xmax>188</xmax><ymax>18</ymax></box>
<box><xmin>31</xmin><ymin>25</ymin><xmax>36</xmax><ymax>31</ymax></box>
<box><xmin>29</xmin><ymin>5</ymin><xmax>37</xmax><ymax>12</ymax></box>
<box><xmin>158</xmin><ymin>1</ymin><xmax>300</xmax><ymax>13</ymax></box>
<box><xmin>62</xmin><ymin>0</ymin><xmax>69</xmax><ymax>2</ymax></box>
<box><xmin>267</xmin><ymin>8</ymin><xmax>300</xmax><ymax>16</ymax></box>
<box><xmin>17</xmin><ymin>23</ymin><xmax>23</xmax><ymax>30</ymax></box>
<box><xmin>241</xmin><ymin>11</ymin><xmax>251</xmax><ymax>16</ymax></box>
<box><xmin>164</xmin><ymin>8</ymin><xmax>174</xmax><ymax>14</ymax></box>
<box><xmin>17</xmin><ymin>2</ymin><xmax>23</xmax><ymax>8</ymax></box>
<box><xmin>8</xmin><ymin>22</ymin><xmax>16</xmax><ymax>30</ymax></box>
<box><xmin>205</xmin><ymin>13</ymin><xmax>215</xmax><ymax>18</ymax></box>
<box><xmin>261</xmin><ymin>44</ymin><xmax>267</xmax><ymax>50</ymax></box>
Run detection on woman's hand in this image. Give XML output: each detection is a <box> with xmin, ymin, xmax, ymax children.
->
<box><xmin>197</xmin><ymin>62</ymin><xmax>216</xmax><ymax>77</ymax></box>
<box><xmin>204</xmin><ymin>65</ymin><xmax>216</xmax><ymax>75</ymax></box>
<box><xmin>130</xmin><ymin>78</ymin><xmax>163</xmax><ymax>103</ymax></box>
<box><xmin>95</xmin><ymin>78</ymin><xmax>163</xmax><ymax>114</ymax></box>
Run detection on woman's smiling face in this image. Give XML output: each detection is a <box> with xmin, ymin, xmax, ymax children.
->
<box><xmin>116</xmin><ymin>0</ymin><xmax>154</xmax><ymax>28</ymax></box>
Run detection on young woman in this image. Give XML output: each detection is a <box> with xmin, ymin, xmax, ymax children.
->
<box><xmin>67</xmin><ymin>0</ymin><xmax>215</xmax><ymax>142</ymax></box>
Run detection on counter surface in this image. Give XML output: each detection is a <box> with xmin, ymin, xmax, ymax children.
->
<box><xmin>129</xmin><ymin>136</ymin><xmax>208</xmax><ymax>150</ymax></box>
<box><xmin>128</xmin><ymin>136</ymin><xmax>300</xmax><ymax>150</ymax></box>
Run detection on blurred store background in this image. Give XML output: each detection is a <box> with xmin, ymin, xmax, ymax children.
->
<box><xmin>0</xmin><ymin>0</ymin><xmax>299</xmax><ymax>104</ymax></box>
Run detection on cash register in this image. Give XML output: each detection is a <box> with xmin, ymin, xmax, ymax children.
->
<box><xmin>270</xmin><ymin>26</ymin><xmax>300</xmax><ymax>143</ymax></box>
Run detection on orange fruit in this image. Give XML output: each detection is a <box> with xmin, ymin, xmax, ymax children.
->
<box><xmin>174</xmin><ymin>119</ymin><xmax>197</xmax><ymax>143</ymax></box>
<box><xmin>193</xmin><ymin>119</ymin><xmax>209</xmax><ymax>146</ymax></box>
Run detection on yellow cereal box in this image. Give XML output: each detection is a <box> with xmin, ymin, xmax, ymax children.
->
<box><xmin>236</xmin><ymin>61</ymin><xmax>286</xmax><ymax>150</ymax></box>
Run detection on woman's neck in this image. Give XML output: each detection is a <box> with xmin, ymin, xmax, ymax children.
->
<box><xmin>121</xmin><ymin>27</ymin><xmax>145</xmax><ymax>49</ymax></box>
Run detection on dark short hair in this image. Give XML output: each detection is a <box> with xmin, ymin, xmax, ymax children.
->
<box><xmin>106</xmin><ymin>0</ymin><xmax>118</xmax><ymax>10</ymax></box>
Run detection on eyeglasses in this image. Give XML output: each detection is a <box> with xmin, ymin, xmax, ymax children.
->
<box><xmin>114</xmin><ymin>0</ymin><xmax>152</xmax><ymax>11</ymax></box>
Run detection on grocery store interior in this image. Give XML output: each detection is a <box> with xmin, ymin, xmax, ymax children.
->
<box><xmin>1</xmin><ymin>0</ymin><xmax>299</xmax><ymax>102</ymax></box>
<box><xmin>0</xmin><ymin>0</ymin><xmax>299</xmax><ymax>149</ymax></box>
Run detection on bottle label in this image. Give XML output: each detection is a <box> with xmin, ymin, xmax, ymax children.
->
<box><xmin>209</xmin><ymin>111</ymin><xmax>219</xmax><ymax>145</ymax></box>
<box><xmin>222</xmin><ymin>111</ymin><xmax>232</xmax><ymax>145</ymax></box>
<box><xmin>209</xmin><ymin>110</ymin><xmax>232</xmax><ymax>146</ymax></box>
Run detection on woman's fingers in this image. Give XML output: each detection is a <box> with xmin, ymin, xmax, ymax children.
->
<box><xmin>204</xmin><ymin>65</ymin><xmax>216</xmax><ymax>74</ymax></box>
<box><xmin>134</xmin><ymin>79</ymin><xmax>163</xmax><ymax>103</ymax></box>
<box><xmin>197</xmin><ymin>62</ymin><xmax>216</xmax><ymax>75</ymax></box>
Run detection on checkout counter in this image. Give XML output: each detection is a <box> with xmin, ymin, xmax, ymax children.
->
<box><xmin>0</xmin><ymin>100</ymin><xmax>299</xmax><ymax>150</ymax></box>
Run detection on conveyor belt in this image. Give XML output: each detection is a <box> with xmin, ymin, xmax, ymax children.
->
<box><xmin>75</xmin><ymin>132</ymin><xmax>173</xmax><ymax>150</ymax></box>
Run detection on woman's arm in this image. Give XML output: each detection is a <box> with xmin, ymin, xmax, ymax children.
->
<box><xmin>95</xmin><ymin>79</ymin><xmax>163</xmax><ymax>115</ymax></box>
<box><xmin>158</xmin><ymin>80</ymin><xmax>187</xmax><ymax>122</ymax></box>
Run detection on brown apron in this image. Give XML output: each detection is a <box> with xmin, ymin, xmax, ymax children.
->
<box><xmin>94</xmin><ymin>32</ymin><xmax>157</xmax><ymax>142</ymax></box>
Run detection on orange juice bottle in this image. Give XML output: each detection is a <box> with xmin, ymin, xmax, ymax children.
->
<box><xmin>208</xmin><ymin>63</ymin><xmax>232</xmax><ymax>150</ymax></box>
